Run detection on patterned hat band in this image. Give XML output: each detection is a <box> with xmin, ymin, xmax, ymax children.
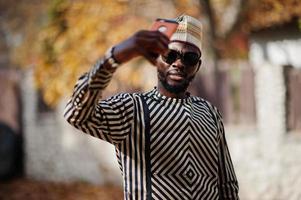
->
<box><xmin>170</xmin><ymin>15</ymin><xmax>203</xmax><ymax>50</ymax></box>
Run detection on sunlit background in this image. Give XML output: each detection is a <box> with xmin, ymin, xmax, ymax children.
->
<box><xmin>0</xmin><ymin>0</ymin><xmax>301</xmax><ymax>199</ymax></box>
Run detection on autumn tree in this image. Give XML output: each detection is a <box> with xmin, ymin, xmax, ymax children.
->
<box><xmin>10</xmin><ymin>0</ymin><xmax>299</xmax><ymax>107</ymax></box>
<box><xmin>14</xmin><ymin>0</ymin><xmax>200</xmax><ymax>106</ymax></box>
<box><xmin>2</xmin><ymin>0</ymin><xmax>246</xmax><ymax>106</ymax></box>
<box><xmin>32</xmin><ymin>0</ymin><xmax>149</xmax><ymax>105</ymax></box>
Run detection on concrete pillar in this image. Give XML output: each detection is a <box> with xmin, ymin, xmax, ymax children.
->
<box><xmin>253</xmin><ymin>62</ymin><xmax>286</xmax><ymax>156</ymax></box>
<box><xmin>252</xmin><ymin>62</ymin><xmax>286</xmax><ymax>198</ymax></box>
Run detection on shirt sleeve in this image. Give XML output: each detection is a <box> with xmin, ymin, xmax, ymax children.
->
<box><xmin>63</xmin><ymin>57</ymin><xmax>134</xmax><ymax>144</ymax></box>
<box><xmin>215</xmin><ymin>108</ymin><xmax>239</xmax><ymax>200</ymax></box>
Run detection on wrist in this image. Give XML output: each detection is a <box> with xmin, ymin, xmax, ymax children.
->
<box><xmin>114</xmin><ymin>38</ymin><xmax>138</xmax><ymax>63</ymax></box>
<box><xmin>104</xmin><ymin>46</ymin><xmax>121</xmax><ymax>69</ymax></box>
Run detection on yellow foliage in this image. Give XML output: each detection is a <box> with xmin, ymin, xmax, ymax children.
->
<box><xmin>174</xmin><ymin>0</ymin><xmax>201</xmax><ymax>16</ymax></box>
<box><xmin>14</xmin><ymin>0</ymin><xmax>202</xmax><ymax>107</ymax></box>
<box><xmin>244</xmin><ymin>0</ymin><xmax>301</xmax><ymax>31</ymax></box>
<box><xmin>32</xmin><ymin>0</ymin><xmax>150</xmax><ymax>106</ymax></box>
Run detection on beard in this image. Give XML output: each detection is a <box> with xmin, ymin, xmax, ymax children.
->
<box><xmin>158</xmin><ymin>70</ymin><xmax>194</xmax><ymax>94</ymax></box>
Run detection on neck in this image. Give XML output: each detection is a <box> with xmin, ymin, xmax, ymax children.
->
<box><xmin>157</xmin><ymin>83</ymin><xmax>187</xmax><ymax>99</ymax></box>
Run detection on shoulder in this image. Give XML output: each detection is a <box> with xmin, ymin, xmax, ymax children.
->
<box><xmin>105</xmin><ymin>92</ymin><xmax>133</xmax><ymax>101</ymax></box>
<box><xmin>102</xmin><ymin>90</ymin><xmax>154</xmax><ymax>101</ymax></box>
<box><xmin>97</xmin><ymin>92</ymin><xmax>136</xmax><ymax>107</ymax></box>
<box><xmin>191</xmin><ymin>96</ymin><xmax>222</xmax><ymax>119</ymax></box>
<box><xmin>191</xmin><ymin>96</ymin><xmax>214</xmax><ymax>109</ymax></box>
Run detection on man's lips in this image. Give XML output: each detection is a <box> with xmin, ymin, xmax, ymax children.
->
<box><xmin>169</xmin><ymin>74</ymin><xmax>184</xmax><ymax>81</ymax></box>
<box><xmin>167</xmin><ymin>72</ymin><xmax>186</xmax><ymax>81</ymax></box>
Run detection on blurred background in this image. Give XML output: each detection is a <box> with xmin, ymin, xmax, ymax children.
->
<box><xmin>0</xmin><ymin>0</ymin><xmax>301</xmax><ymax>199</ymax></box>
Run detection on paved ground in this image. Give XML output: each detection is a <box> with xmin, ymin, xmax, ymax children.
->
<box><xmin>0</xmin><ymin>178</ymin><xmax>123</xmax><ymax>200</ymax></box>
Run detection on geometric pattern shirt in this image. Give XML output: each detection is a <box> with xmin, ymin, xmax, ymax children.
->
<box><xmin>64</xmin><ymin>58</ymin><xmax>239</xmax><ymax>200</ymax></box>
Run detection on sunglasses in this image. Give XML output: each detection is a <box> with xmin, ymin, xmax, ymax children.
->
<box><xmin>161</xmin><ymin>49</ymin><xmax>201</xmax><ymax>66</ymax></box>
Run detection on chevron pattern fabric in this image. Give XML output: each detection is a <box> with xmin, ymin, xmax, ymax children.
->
<box><xmin>146</xmin><ymin>90</ymin><xmax>219</xmax><ymax>199</ymax></box>
<box><xmin>64</xmin><ymin>58</ymin><xmax>239</xmax><ymax>200</ymax></box>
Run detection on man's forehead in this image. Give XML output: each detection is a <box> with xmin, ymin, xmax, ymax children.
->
<box><xmin>169</xmin><ymin>41</ymin><xmax>201</xmax><ymax>54</ymax></box>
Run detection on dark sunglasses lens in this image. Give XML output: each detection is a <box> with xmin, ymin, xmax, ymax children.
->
<box><xmin>162</xmin><ymin>50</ymin><xmax>200</xmax><ymax>66</ymax></box>
<box><xmin>161</xmin><ymin>50</ymin><xmax>177</xmax><ymax>64</ymax></box>
<box><xmin>183</xmin><ymin>52</ymin><xmax>200</xmax><ymax>66</ymax></box>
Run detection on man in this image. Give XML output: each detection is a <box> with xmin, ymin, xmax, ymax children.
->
<box><xmin>64</xmin><ymin>15</ymin><xmax>239</xmax><ymax>200</ymax></box>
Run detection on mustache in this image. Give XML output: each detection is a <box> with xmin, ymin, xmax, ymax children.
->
<box><xmin>167</xmin><ymin>70</ymin><xmax>187</xmax><ymax>78</ymax></box>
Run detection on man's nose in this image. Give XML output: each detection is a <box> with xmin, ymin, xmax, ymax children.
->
<box><xmin>171</xmin><ymin>58</ymin><xmax>185</xmax><ymax>69</ymax></box>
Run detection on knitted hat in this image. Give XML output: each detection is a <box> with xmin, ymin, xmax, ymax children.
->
<box><xmin>170</xmin><ymin>15</ymin><xmax>203</xmax><ymax>50</ymax></box>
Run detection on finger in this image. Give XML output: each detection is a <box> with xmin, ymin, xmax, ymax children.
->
<box><xmin>136</xmin><ymin>37</ymin><xmax>168</xmax><ymax>55</ymax></box>
<box><xmin>149</xmin><ymin>30</ymin><xmax>170</xmax><ymax>44</ymax></box>
<box><xmin>133</xmin><ymin>30</ymin><xmax>170</xmax><ymax>57</ymax></box>
<box><xmin>138</xmin><ymin>46</ymin><xmax>158</xmax><ymax>66</ymax></box>
<box><xmin>155</xmin><ymin>31</ymin><xmax>170</xmax><ymax>45</ymax></box>
<box><xmin>145</xmin><ymin>38</ymin><xmax>168</xmax><ymax>52</ymax></box>
<box><xmin>137</xmin><ymin>30</ymin><xmax>170</xmax><ymax>47</ymax></box>
<box><xmin>151</xmin><ymin>42</ymin><xmax>169</xmax><ymax>55</ymax></box>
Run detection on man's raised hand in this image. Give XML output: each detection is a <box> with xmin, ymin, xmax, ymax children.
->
<box><xmin>113</xmin><ymin>30</ymin><xmax>170</xmax><ymax>66</ymax></box>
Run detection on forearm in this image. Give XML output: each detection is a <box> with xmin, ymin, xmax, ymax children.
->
<box><xmin>206</xmin><ymin>105</ymin><xmax>239</xmax><ymax>200</ymax></box>
<box><xmin>64</xmin><ymin>57</ymin><xmax>114</xmax><ymax>126</ymax></box>
<box><xmin>219</xmin><ymin>148</ymin><xmax>239</xmax><ymax>200</ymax></box>
<box><xmin>218</xmin><ymin>120</ymin><xmax>239</xmax><ymax>199</ymax></box>
<box><xmin>63</xmin><ymin>29</ymin><xmax>169</xmax><ymax>142</ymax></box>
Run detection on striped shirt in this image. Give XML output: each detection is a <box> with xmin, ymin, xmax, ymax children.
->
<box><xmin>64</xmin><ymin>58</ymin><xmax>239</xmax><ymax>200</ymax></box>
